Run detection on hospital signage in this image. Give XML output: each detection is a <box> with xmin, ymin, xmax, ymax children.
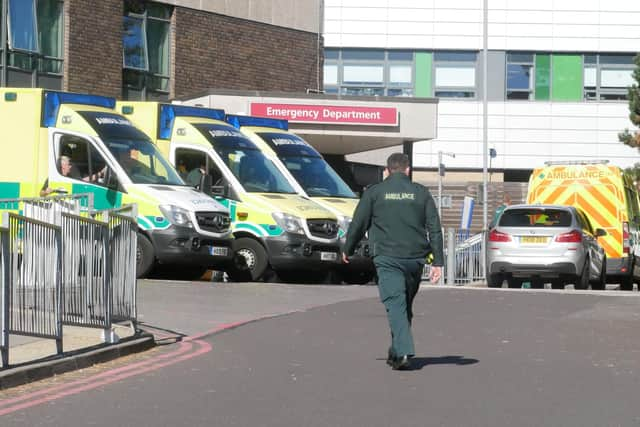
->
<box><xmin>250</xmin><ymin>103</ymin><xmax>399</xmax><ymax>126</ymax></box>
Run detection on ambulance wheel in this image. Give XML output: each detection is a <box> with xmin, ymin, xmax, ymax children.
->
<box><xmin>551</xmin><ymin>280</ymin><xmax>565</xmax><ymax>290</ymax></box>
<box><xmin>620</xmin><ymin>273</ymin><xmax>633</xmax><ymax>291</ymax></box>
<box><xmin>341</xmin><ymin>270</ymin><xmax>376</xmax><ymax>285</ymax></box>
<box><xmin>136</xmin><ymin>233</ymin><xmax>155</xmax><ymax>279</ymax></box>
<box><xmin>227</xmin><ymin>238</ymin><xmax>268</xmax><ymax>282</ymax></box>
<box><xmin>487</xmin><ymin>273</ymin><xmax>504</xmax><ymax>288</ymax></box>
<box><xmin>507</xmin><ymin>277</ymin><xmax>523</xmax><ymax>288</ymax></box>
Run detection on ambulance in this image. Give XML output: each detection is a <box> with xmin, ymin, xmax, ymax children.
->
<box><xmin>225</xmin><ymin>115</ymin><xmax>375</xmax><ymax>284</ymax></box>
<box><xmin>116</xmin><ymin>101</ymin><xmax>342</xmax><ymax>282</ymax></box>
<box><xmin>527</xmin><ymin>161</ymin><xmax>640</xmax><ymax>290</ymax></box>
<box><xmin>0</xmin><ymin>89</ymin><xmax>233</xmax><ymax>279</ymax></box>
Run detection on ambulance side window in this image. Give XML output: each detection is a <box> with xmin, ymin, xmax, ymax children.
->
<box><xmin>625</xmin><ymin>187</ymin><xmax>640</xmax><ymax>223</ymax></box>
<box><xmin>175</xmin><ymin>148</ymin><xmax>223</xmax><ymax>188</ymax></box>
<box><xmin>58</xmin><ymin>135</ymin><xmax>110</xmax><ymax>187</ymax></box>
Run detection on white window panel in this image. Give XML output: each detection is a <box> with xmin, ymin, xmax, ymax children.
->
<box><xmin>343</xmin><ymin>65</ymin><xmax>384</xmax><ymax>84</ymax></box>
<box><xmin>435</xmin><ymin>66</ymin><xmax>475</xmax><ymax>87</ymax></box>
<box><xmin>323</xmin><ymin>65</ymin><xmax>338</xmax><ymax>85</ymax></box>
<box><xmin>389</xmin><ymin>65</ymin><xmax>412</xmax><ymax>84</ymax></box>
<box><xmin>583</xmin><ymin>67</ymin><xmax>596</xmax><ymax>87</ymax></box>
<box><xmin>601</xmin><ymin>68</ymin><xmax>634</xmax><ymax>88</ymax></box>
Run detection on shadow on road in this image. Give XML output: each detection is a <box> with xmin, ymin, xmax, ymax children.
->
<box><xmin>409</xmin><ymin>355</ymin><xmax>479</xmax><ymax>370</ymax></box>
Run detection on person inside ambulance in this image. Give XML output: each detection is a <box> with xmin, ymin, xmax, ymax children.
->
<box><xmin>40</xmin><ymin>155</ymin><xmax>83</xmax><ymax>196</ymax></box>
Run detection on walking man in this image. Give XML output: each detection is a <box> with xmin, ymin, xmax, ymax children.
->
<box><xmin>342</xmin><ymin>153</ymin><xmax>443</xmax><ymax>370</ymax></box>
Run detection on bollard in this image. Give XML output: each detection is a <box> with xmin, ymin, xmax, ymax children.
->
<box><xmin>446</xmin><ymin>228</ymin><xmax>455</xmax><ymax>285</ymax></box>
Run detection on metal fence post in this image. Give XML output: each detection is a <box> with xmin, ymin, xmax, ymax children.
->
<box><xmin>446</xmin><ymin>228</ymin><xmax>456</xmax><ymax>285</ymax></box>
<box><xmin>1</xmin><ymin>221</ymin><xmax>9</xmax><ymax>367</ymax></box>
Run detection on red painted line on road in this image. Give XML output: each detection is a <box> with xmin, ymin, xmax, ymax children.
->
<box><xmin>0</xmin><ymin>316</ymin><xmax>291</xmax><ymax>416</ymax></box>
<box><xmin>0</xmin><ymin>339</ymin><xmax>212</xmax><ymax>416</ymax></box>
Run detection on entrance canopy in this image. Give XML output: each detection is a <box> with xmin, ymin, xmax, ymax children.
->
<box><xmin>181</xmin><ymin>89</ymin><xmax>438</xmax><ymax>156</ymax></box>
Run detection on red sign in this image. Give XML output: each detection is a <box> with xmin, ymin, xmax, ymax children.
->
<box><xmin>250</xmin><ymin>103</ymin><xmax>398</xmax><ymax>126</ymax></box>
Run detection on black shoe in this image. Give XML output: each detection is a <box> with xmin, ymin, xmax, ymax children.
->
<box><xmin>389</xmin><ymin>355</ymin><xmax>411</xmax><ymax>370</ymax></box>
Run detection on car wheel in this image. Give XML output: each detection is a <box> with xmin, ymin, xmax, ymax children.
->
<box><xmin>487</xmin><ymin>273</ymin><xmax>504</xmax><ymax>288</ymax></box>
<box><xmin>551</xmin><ymin>279</ymin><xmax>564</xmax><ymax>290</ymax></box>
<box><xmin>591</xmin><ymin>257</ymin><xmax>606</xmax><ymax>290</ymax></box>
<box><xmin>136</xmin><ymin>233</ymin><xmax>155</xmax><ymax>279</ymax></box>
<box><xmin>227</xmin><ymin>237</ymin><xmax>268</xmax><ymax>282</ymax></box>
<box><xmin>575</xmin><ymin>258</ymin><xmax>590</xmax><ymax>290</ymax></box>
<box><xmin>507</xmin><ymin>277</ymin><xmax>523</xmax><ymax>288</ymax></box>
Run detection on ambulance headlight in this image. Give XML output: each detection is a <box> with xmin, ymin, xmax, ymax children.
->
<box><xmin>159</xmin><ymin>205</ymin><xmax>193</xmax><ymax>228</ymax></box>
<box><xmin>272</xmin><ymin>212</ymin><xmax>305</xmax><ymax>235</ymax></box>
<box><xmin>337</xmin><ymin>215</ymin><xmax>352</xmax><ymax>234</ymax></box>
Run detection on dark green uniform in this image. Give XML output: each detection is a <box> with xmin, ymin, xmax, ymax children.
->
<box><xmin>343</xmin><ymin>172</ymin><xmax>443</xmax><ymax>359</ymax></box>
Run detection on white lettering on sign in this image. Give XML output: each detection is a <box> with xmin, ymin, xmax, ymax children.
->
<box><xmin>266</xmin><ymin>107</ymin><xmax>319</xmax><ymax>121</ymax></box>
<box><xmin>384</xmin><ymin>192</ymin><xmax>415</xmax><ymax>200</ymax></box>
<box><xmin>208</xmin><ymin>129</ymin><xmax>242</xmax><ymax>138</ymax></box>
<box><xmin>95</xmin><ymin>117</ymin><xmax>132</xmax><ymax>126</ymax></box>
<box><xmin>271</xmin><ymin>138</ymin><xmax>307</xmax><ymax>147</ymax></box>
<box><xmin>322</xmin><ymin>109</ymin><xmax>382</xmax><ymax>121</ymax></box>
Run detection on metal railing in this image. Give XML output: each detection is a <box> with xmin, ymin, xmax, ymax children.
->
<box><xmin>423</xmin><ymin>228</ymin><xmax>485</xmax><ymax>285</ymax></box>
<box><xmin>0</xmin><ymin>196</ymin><xmax>138</xmax><ymax>368</ymax></box>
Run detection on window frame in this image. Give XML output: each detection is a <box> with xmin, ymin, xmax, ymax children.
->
<box><xmin>506</xmin><ymin>53</ymin><xmax>535</xmax><ymax>101</ymax></box>
<box><xmin>583</xmin><ymin>53</ymin><xmax>635</xmax><ymax>102</ymax></box>
<box><xmin>433</xmin><ymin>51</ymin><xmax>478</xmax><ymax>99</ymax></box>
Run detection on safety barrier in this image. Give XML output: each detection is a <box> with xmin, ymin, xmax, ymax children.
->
<box><xmin>423</xmin><ymin>228</ymin><xmax>485</xmax><ymax>285</ymax></box>
<box><xmin>0</xmin><ymin>196</ymin><xmax>137</xmax><ymax>368</ymax></box>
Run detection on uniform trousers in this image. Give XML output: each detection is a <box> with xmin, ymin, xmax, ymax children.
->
<box><xmin>373</xmin><ymin>255</ymin><xmax>425</xmax><ymax>358</ymax></box>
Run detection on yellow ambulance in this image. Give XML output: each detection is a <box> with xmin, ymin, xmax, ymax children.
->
<box><xmin>117</xmin><ymin>102</ymin><xmax>342</xmax><ymax>282</ymax></box>
<box><xmin>225</xmin><ymin>115</ymin><xmax>375</xmax><ymax>284</ymax></box>
<box><xmin>527</xmin><ymin>161</ymin><xmax>640</xmax><ymax>290</ymax></box>
<box><xmin>0</xmin><ymin>89</ymin><xmax>233</xmax><ymax>279</ymax></box>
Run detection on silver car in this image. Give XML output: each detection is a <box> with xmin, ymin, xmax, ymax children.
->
<box><xmin>486</xmin><ymin>204</ymin><xmax>607</xmax><ymax>289</ymax></box>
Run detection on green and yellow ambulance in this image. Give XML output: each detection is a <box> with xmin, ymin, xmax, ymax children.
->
<box><xmin>0</xmin><ymin>89</ymin><xmax>233</xmax><ymax>278</ymax></box>
<box><xmin>117</xmin><ymin>102</ymin><xmax>342</xmax><ymax>282</ymax></box>
<box><xmin>226</xmin><ymin>115</ymin><xmax>375</xmax><ymax>284</ymax></box>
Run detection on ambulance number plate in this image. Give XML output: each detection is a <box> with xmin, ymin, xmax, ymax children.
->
<box><xmin>209</xmin><ymin>246</ymin><xmax>229</xmax><ymax>256</ymax></box>
<box><xmin>321</xmin><ymin>252</ymin><xmax>337</xmax><ymax>261</ymax></box>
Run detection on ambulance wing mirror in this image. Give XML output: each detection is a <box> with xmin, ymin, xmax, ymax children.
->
<box><xmin>595</xmin><ymin>228</ymin><xmax>607</xmax><ymax>237</ymax></box>
<box><xmin>103</xmin><ymin>167</ymin><xmax>119</xmax><ymax>191</ymax></box>
<box><xmin>198</xmin><ymin>174</ymin><xmax>213</xmax><ymax>197</ymax></box>
<box><xmin>211</xmin><ymin>183</ymin><xmax>229</xmax><ymax>198</ymax></box>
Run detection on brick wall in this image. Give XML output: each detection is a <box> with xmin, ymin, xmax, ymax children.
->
<box><xmin>173</xmin><ymin>8</ymin><xmax>322</xmax><ymax>99</ymax></box>
<box><xmin>63</xmin><ymin>0</ymin><xmax>122</xmax><ymax>98</ymax></box>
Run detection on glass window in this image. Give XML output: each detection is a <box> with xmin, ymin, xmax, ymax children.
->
<box><xmin>123</xmin><ymin>15</ymin><xmax>148</xmax><ymax>70</ymax></box>
<box><xmin>175</xmin><ymin>148</ymin><xmax>225</xmax><ymax>187</ymax></box>
<box><xmin>388</xmin><ymin>51</ymin><xmax>413</xmax><ymax>61</ymax></box>
<box><xmin>389</xmin><ymin>64</ymin><xmax>412</xmax><ymax>85</ymax></box>
<box><xmin>506</xmin><ymin>53</ymin><xmax>534</xmax><ymax>100</ymax></box>
<box><xmin>342</xmin><ymin>50</ymin><xmax>385</xmax><ymax>60</ymax></box>
<box><xmin>324</xmin><ymin>49</ymin><xmax>339</xmax><ymax>60</ymax></box>
<box><xmin>37</xmin><ymin>0</ymin><xmax>63</xmax><ymax>74</ymax></box>
<box><xmin>323</xmin><ymin>64</ymin><xmax>338</xmax><ymax>85</ymax></box>
<box><xmin>583</xmin><ymin>53</ymin><xmax>636</xmax><ymax>101</ymax></box>
<box><xmin>8</xmin><ymin>0</ymin><xmax>39</xmax><ymax>52</ymax></box>
<box><xmin>499</xmin><ymin>208</ymin><xmax>572</xmax><ymax>227</ymax></box>
<box><xmin>340</xmin><ymin>87</ymin><xmax>384</xmax><ymax>96</ymax></box>
<box><xmin>343</xmin><ymin>65</ymin><xmax>384</xmax><ymax>85</ymax></box>
<box><xmin>434</xmin><ymin>51</ymin><xmax>477</xmax><ymax>99</ymax></box>
<box><xmin>123</xmin><ymin>3</ymin><xmax>172</xmax><ymax>100</ymax></box>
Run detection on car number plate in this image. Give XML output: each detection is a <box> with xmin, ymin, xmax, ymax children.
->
<box><xmin>520</xmin><ymin>236</ymin><xmax>548</xmax><ymax>244</ymax></box>
<box><xmin>209</xmin><ymin>246</ymin><xmax>229</xmax><ymax>256</ymax></box>
<box><xmin>321</xmin><ymin>252</ymin><xmax>337</xmax><ymax>261</ymax></box>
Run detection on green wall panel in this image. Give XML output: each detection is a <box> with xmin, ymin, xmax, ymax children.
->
<box><xmin>415</xmin><ymin>52</ymin><xmax>433</xmax><ymax>97</ymax></box>
<box><xmin>535</xmin><ymin>54</ymin><xmax>550</xmax><ymax>101</ymax></box>
<box><xmin>552</xmin><ymin>55</ymin><xmax>583</xmax><ymax>101</ymax></box>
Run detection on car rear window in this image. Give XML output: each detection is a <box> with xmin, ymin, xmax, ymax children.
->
<box><xmin>499</xmin><ymin>209</ymin><xmax>572</xmax><ymax>227</ymax></box>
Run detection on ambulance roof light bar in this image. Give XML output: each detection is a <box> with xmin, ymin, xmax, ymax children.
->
<box><xmin>158</xmin><ymin>104</ymin><xmax>225</xmax><ymax>139</ymax></box>
<box><xmin>225</xmin><ymin>114</ymin><xmax>288</xmax><ymax>131</ymax></box>
<box><xmin>42</xmin><ymin>91</ymin><xmax>116</xmax><ymax>127</ymax></box>
<box><xmin>543</xmin><ymin>160</ymin><xmax>610</xmax><ymax>166</ymax></box>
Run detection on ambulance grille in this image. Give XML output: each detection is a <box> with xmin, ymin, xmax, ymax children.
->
<box><xmin>306</xmin><ymin>219</ymin><xmax>339</xmax><ymax>239</ymax></box>
<box><xmin>196</xmin><ymin>212</ymin><xmax>230</xmax><ymax>233</ymax></box>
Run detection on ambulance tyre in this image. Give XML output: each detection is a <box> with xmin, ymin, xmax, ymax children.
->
<box><xmin>487</xmin><ymin>273</ymin><xmax>504</xmax><ymax>288</ymax></box>
<box><xmin>341</xmin><ymin>270</ymin><xmax>376</xmax><ymax>285</ymax></box>
<box><xmin>620</xmin><ymin>273</ymin><xmax>633</xmax><ymax>291</ymax></box>
<box><xmin>136</xmin><ymin>233</ymin><xmax>155</xmax><ymax>279</ymax></box>
<box><xmin>228</xmin><ymin>237</ymin><xmax>268</xmax><ymax>282</ymax></box>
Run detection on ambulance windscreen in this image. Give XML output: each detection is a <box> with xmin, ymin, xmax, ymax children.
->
<box><xmin>195</xmin><ymin>124</ymin><xmax>296</xmax><ymax>194</ymax></box>
<box><xmin>78</xmin><ymin>111</ymin><xmax>184</xmax><ymax>185</ymax></box>
<box><xmin>257</xmin><ymin>133</ymin><xmax>355</xmax><ymax>198</ymax></box>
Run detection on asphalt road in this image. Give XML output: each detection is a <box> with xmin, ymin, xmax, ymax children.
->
<box><xmin>1</xmin><ymin>282</ymin><xmax>640</xmax><ymax>427</ymax></box>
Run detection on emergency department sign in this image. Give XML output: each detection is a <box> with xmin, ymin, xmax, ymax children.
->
<box><xmin>250</xmin><ymin>103</ymin><xmax>399</xmax><ymax>126</ymax></box>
